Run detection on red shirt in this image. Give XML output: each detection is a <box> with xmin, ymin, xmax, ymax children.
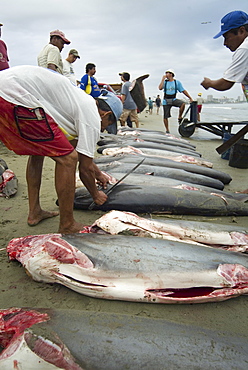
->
<box><xmin>0</xmin><ymin>40</ymin><xmax>9</xmax><ymax>70</ymax></box>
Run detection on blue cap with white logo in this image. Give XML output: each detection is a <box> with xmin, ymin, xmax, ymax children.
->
<box><xmin>213</xmin><ymin>10</ymin><xmax>248</xmax><ymax>39</ymax></box>
<box><xmin>98</xmin><ymin>90</ymin><xmax>123</xmax><ymax>122</ymax></box>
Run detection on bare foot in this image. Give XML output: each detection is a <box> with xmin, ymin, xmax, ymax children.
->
<box><xmin>58</xmin><ymin>221</ymin><xmax>85</xmax><ymax>234</ymax></box>
<box><xmin>28</xmin><ymin>210</ymin><xmax>59</xmax><ymax>226</ymax></box>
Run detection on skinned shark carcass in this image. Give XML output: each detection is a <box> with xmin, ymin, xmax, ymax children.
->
<box><xmin>7</xmin><ymin>233</ymin><xmax>248</xmax><ymax>304</ymax></box>
<box><xmin>0</xmin><ymin>158</ymin><xmax>18</xmax><ymax>198</ymax></box>
<box><xmin>100</xmin><ymin>146</ymin><xmax>211</xmax><ymax>164</ymax></box>
<box><xmin>97</xmin><ymin>134</ymin><xmax>197</xmax><ymax>152</ymax></box>
<box><xmin>96</xmin><ymin>141</ymin><xmax>201</xmax><ymax>157</ymax></box>
<box><xmin>90</xmin><ymin>210</ymin><xmax>248</xmax><ymax>252</ymax></box>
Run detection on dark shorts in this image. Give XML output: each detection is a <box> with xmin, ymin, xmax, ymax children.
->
<box><xmin>197</xmin><ymin>105</ymin><xmax>202</xmax><ymax>113</ymax></box>
<box><xmin>0</xmin><ymin>97</ymin><xmax>74</xmax><ymax>157</ymax></box>
<box><xmin>163</xmin><ymin>99</ymin><xmax>184</xmax><ymax>119</ymax></box>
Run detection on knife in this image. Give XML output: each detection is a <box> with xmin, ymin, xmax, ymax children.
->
<box><xmin>88</xmin><ymin>157</ymin><xmax>145</xmax><ymax>210</ymax></box>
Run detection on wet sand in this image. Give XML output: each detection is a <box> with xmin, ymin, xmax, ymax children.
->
<box><xmin>1</xmin><ymin>109</ymin><xmax>248</xmax><ymax>356</ymax></box>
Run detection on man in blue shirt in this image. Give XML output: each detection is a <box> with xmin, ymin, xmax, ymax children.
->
<box><xmin>80</xmin><ymin>63</ymin><xmax>101</xmax><ymax>97</ymax></box>
<box><xmin>158</xmin><ymin>69</ymin><xmax>193</xmax><ymax>133</ymax></box>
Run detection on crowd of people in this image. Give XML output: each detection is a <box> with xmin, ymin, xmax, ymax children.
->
<box><xmin>0</xmin><ymin>9</ymin><xmax>248</xmax><ymax>229</ymax></box>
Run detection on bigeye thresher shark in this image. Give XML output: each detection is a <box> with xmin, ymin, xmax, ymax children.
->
<box><xmin>7</xmin><ymin>232</ymin><xmax>248</xmax><ymax>304</ymax></box>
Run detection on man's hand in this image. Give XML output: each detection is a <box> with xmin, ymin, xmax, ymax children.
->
<box><xmin>93</xmin><ymin>190</ymin><xmax>108</xmax><ymax>205</ymax></box>
<box><xmin>158</xmin><ymin>75</ymin><xmax>167</xmax><ymax>90</ymax></box>
<box><xmin>77</xmin><ymin>155</ymin><xmax>108</xmax><ymax>206</ymax></box>
<box><xmin>96</xmin><ymin>171</ymin><xmax>109</xmax><ymax>189</ymax></box>
<box><xmin>201</xmin><ymin>77</ymin><xmax>212</xmax><ymax>90</ymax></box>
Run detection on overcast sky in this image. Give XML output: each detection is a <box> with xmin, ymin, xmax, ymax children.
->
<box><xmin>1</xmin><ymin>0</ymin><xmax>247</xmax><ymax>100</ymax></box>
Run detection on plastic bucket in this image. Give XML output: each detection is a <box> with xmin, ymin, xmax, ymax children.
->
<box><xmin>229</xmin><ymin>138</ymin><xmax>248</xmax><ymax>168</ymax></box>
<box><xmin>221</xmin><ymin>132</ymin><xmax>234</xmax><ymax>160</ymax></box>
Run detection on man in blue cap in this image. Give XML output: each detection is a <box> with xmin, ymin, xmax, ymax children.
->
<box><xmin>201</xmin><ymin>10</ymin><xmax>248</xmax><ymax>193</ymax></box>
<box><xmin>96</xmin><ymin>89</ymin><xmax>123</xmax><ymax>134</ymax></box>
<box><xmin>201</xmin><ymin>10</ymin><xmax>248</xmax><ymax>96</ymax></box>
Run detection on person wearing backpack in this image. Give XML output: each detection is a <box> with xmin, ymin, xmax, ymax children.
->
<box><xmin>158</xmin><ymin>69</ymin><xmax>193</xmax><ymax>133</ymax></box>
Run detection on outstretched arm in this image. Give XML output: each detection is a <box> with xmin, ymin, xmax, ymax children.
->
<box><xmin>201</xmin><ymin>77</ymin><xmax>234</xmax><ymax>91</ymax></box>
<box><xmin>182</xmin><ymin>90</ymin><xmax>193</xmax><ymax>102</ymax></box>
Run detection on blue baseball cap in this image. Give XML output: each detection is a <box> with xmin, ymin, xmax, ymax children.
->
<box><xmin>98</xmin><ymin>90</ymin><xmax>123</xmax><ymax>122</ymax></box>
<box><xmin>213</xmin><ymin>10</ymin><xmax>248</xmax><ymax>39</ymax></box>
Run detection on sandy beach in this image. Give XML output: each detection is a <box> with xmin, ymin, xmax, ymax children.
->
<box><xmin>1</xmin><ymin>109</ymin><xmax>248</xmax><ymax>365</ymax></box>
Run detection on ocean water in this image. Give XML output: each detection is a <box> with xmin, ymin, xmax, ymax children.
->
<box><xmin>200</xmin><ymin>103</ymin><xmax>247</xmax><ymax>123</ymax></box>
<box><xmin>188</xmin><ymin>102</ymin><xmax>248</xmax><ymax>139</ymax></box>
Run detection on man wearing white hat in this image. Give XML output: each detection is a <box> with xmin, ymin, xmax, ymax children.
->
<box><xmin>38</xmin><ymin>29</ymin><xmax>71</xmax><ymax>74</ymax></box>
<box><xmin>158</xmin><ymin>69</ymin><xmax>193</xmax><ymax>133</ymax></box>
<box><xmin>0</xmin><ymin>23</ymin><xmax>9</xmax><ymax>71</ymax></box>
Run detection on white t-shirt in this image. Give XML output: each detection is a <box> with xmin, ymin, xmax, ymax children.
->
<box><xmin>63</xmin><ymin>59</ymin><xmax>77</xmax><ymax>85</ymax></box>
<box><xmin>223</xmin><ymin>36</ymin><xmax>248</xmax><ymax>84</ymax></box>
<box><xmin>37</xmin><ymin>44</ymin><xmax>63</xmax><ymax>75</ymax></box>
<box><xmin>0</xmin><ymin>65</ymin><xmax>101</xmax><ymax>157</ymax></box>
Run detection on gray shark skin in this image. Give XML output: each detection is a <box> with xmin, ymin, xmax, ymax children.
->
<box><xmin>2</xmin><ymin>306</ymin><xmax>247</xmax><ymax>369</ymax></box>
<box><xmin>96</xmin><ymin>162</ymin><xmax>225</xmax><ymax>189</ymax></box>
<box><xmin>98</xmin><ymin>132</ymin><xmax>197</xmax><ymax>149</ymax></box>
<box><xmin>46</xmin><ymin>308</ymin><xmax>248</xmax><ymax>370</ymax></box>
<box><xmin>74</xmin><ymin>183</ymin><xmax>248</xmax><ymax>215</ymax></box>
<box><xmin>94</xmin><ymin>154</ymin><xmax>232</xmax><ymax>184</ymax></box>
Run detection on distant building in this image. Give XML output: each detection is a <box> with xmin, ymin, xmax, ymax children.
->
<box><xmin>205</xmin><ymin>94</ymin><xmax>244</xmax><ymax>104</ymax></box>
<box><xmin>238</xmin><ymin>95</ymin><xmax>246</xmax><ymax>102</ymax></box>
